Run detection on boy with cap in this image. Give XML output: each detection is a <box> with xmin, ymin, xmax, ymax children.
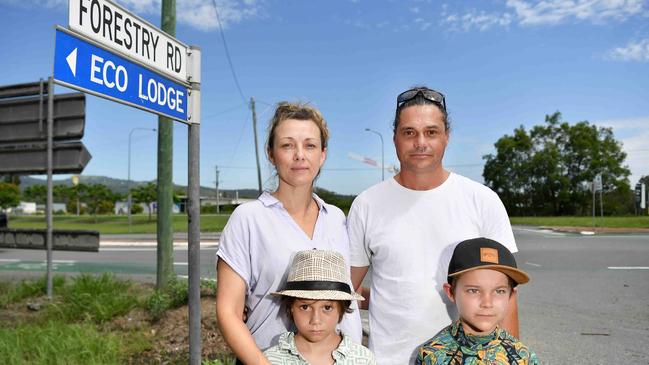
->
<box><xmin>416</xmin><ymin>237</ymin><xmax>539</xmax><ymax>365</ymax></box>
<box><xmin>264</xmin><ymin>250</ymin><xmax>376</xmax><ymax>365</ymax></box>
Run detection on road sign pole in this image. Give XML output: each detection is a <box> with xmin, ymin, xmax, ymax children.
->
<box><xmin>251</xmin><ymin>97</ymin><xmax>262</xmax><ymax>196</ymax></box>
<box><xmin>592</xmin><ymin>181</ymin><xmax>596</xmax><ymax>228</ymax></box>
<box><xmin>187</xmin><ymin>45</ymin><xmax>201</xmax><ymax>365</ymax></box>
<box><xmin>46</xmin><ymin>77</ymin><xmax>54</xmax><ymax>299</ymax></box>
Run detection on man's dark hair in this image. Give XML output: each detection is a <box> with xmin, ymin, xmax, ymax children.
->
<box><xmin>393</xmin><ymin>86</ymin><xmax>450</xmax><ymax>133</ymax></box>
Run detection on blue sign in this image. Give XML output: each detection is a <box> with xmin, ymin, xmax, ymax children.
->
<box><xmin>54</xmin><ymin>28</ymin><xmax>188</xmax><ymax>122</ymax></box>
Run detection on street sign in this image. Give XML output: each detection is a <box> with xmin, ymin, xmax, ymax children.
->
<box><xmin>54</xmin><ymin>27</ymin><xmax>188</xmax><ymax>122</ymax></box>
<box><xmin>0</xmin><ymin>81</ymin><xmax>48</xmax><ymax>99</ymax></box>
<box><xmin>68</xmin><ymin>0</ymin><xmax>188</xmax><ymax>83</ymax></box>
<box><xmin>0</xmin><ymin>141</ymin><xmax>91</xmax><ymax>174</ymax></box>
<box><xmin>593</xmin><ymin>174</ymin><xmax>603</xmax><ymax>192</ymax></box>
<box><xmin>0</xmin><ymin>92</ymin><xmax>85</xmax><ymax>143</ymax></box>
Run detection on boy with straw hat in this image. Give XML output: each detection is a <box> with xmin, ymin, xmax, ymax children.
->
<box><xmin>264</xmin><ymin>249</ymin><xmax>376</xmax><ymax>364</ymax></box>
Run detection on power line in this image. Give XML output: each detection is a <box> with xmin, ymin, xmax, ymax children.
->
<box><xmin>212</xmin><ymin>0</ymin><xmax>247</xmax><ymax>105</ymax></box>
<box><xmin>203</xmin><ymin>103</ymin><xmax>247</xmax><ymax>120</ymax></box>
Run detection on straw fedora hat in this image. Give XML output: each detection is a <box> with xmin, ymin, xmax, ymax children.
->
<box><xmin>273</xmin><ymin>250</ymin><xmax>364</xmax><ymax>301</ymax></box>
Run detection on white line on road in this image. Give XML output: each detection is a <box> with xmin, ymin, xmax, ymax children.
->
<box><xmin>177</xmin><ymin>275</ymin><xmax>215</xmax><ymax>281</ymax></box>
<box><xmin>174</xmin><ymin>262</ymin><xmax>188</xmax><ymax>266</ymax></box>
<box><xmin>607</xmin><ymin>266</ymin><xmax>649</xmax><ymax>270</ymax></box>
<box><xmin>1</xmin><ymin>259</ymin><xmax>77</xmax><ymax>264</ymax></box>
<box><xmin>513</xmin><ymin>227</ymin><xmax>567</xmax><ymax>236</ymax></box>
<box><xmin>99</xmin><ymin>247</ymin><xmax>218</xmax><ymax>252</ymax></box>
<box><xmin>525</xmin><ymin>262</ymin><xmax>542</xmax><ymax>267</ymax></box>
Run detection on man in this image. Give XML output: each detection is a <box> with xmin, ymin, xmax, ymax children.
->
<box><xmin>348</xmin><ymin>86</ymin><xmax>519</xmax><ymax>364</ymax></box>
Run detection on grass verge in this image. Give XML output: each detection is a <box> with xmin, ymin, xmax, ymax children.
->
<box><xmin>7</xmin><ymin>213</ymin><xmax>231</xmax><ymax>234</ymax></box>
<box><xmin>510</xmin><ymin>216</ymin><xmax>649</xmax><ymax>228</ymax></box>
<box><xmin>0</xmin><ymin>322</ymin><xmax>140</xmax><ymax>365</ymax></box>
<box><xmin>0</xmin><ymin>274</ymin><xmax>233</xmax><ymax>364</ymax></box>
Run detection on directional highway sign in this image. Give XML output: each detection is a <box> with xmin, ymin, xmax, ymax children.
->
<box><xmin>0</xmin><ymin>141</ymin><xmax>91</xmax><ymax>174</ymax></box>
<box><xmin>0</xmin><ymin>92</ymin><xmax>85</xmax><ymax>143</ymax></box>
<box><xmin>69</xmin><ymin>0</ymin><xmax>188</xmax><ymax>82</ymax></box>
<box><xmin>54</xmin><ymin>27</ymin><xmax>188</xmax><ymax>122</ymax></box>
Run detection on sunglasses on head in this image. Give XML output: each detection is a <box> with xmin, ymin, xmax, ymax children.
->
<box><xmin>396</xmin><ymin>88</ymin><xmax>446</xmax><ymax>111</ymax></box>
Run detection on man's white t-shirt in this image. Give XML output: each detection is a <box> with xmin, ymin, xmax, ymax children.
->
<box><xmin>217</xmin><ymin>192</ymin><xmax>362</xmax><ymax>350</ymax></box>
<box><xmin>347</xmin><ymin>173</ymin><xmax>517</xmax><ymax>365</ymax></box>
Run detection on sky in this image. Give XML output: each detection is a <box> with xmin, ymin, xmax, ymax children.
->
<box><xmin>1</xmin><ymin>0</ymin><xmax>648</xmax><ymax>195</ymax></box>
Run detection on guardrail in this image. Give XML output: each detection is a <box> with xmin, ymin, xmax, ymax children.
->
<box><xmin>0</xmin><ymin>228</ymin><xmax>99</xmax><ymax>252</ymax></box>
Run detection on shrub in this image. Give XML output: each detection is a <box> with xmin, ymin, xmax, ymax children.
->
<box><xmin>146</xmin><ymin>290</ymin><xmax>171</xmax><ymax>322</ymax></box>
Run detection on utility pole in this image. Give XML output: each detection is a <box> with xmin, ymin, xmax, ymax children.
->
<box><xmin>156</xmin><ymin>0</ymin><xmax>176</xmax><ymax>290</ymax></box>
<box><xmin>251</xmin><ymin>97</ymin><xmax>262</xmax><ymax>195</ymax></box>
<box><xmin>215</xmin><ymin>165</ymin><xmax>220</xmax><ymax>214</ymax></box>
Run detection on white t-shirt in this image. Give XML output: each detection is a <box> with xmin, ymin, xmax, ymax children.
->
<box><xmin>347</xmin><ymin>173</ymin><xmax>517</xmax><ymax>365</ymax></box>
<box><xmin>217</xmin><ymin>191</ymin><xmax>362</xmax><ymax>350</ymax></box>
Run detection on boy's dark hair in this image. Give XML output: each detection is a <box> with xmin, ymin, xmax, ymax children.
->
<box><xmin>282</xmin><ymin>297</ymin><xmax>353</xmax><ymax>323</ymax></box>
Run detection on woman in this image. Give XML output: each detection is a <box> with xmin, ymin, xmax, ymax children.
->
<box><xmin>216</xmin><ymin>102</ymin><xmax>362</xmax><ymax>364</ymax></box>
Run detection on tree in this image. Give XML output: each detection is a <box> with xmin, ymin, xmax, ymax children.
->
<box><xmin>81</xmin><ymin>184</ymin><xmax>117</xmax><ymax>222</ymax></box>
<box><xmin>23</xmin><ymin>185</ymin><xmax>47</xmax><ymax>204</ymax></box>
<box><xmin>0</xmin><ymin>183</ymin><xmax>20</xmax><ymax>211</ymax></box>
<box><xmin>131</xmin><ymin>183</ymin><xmax>157</xmax><ymax>221</ymax></box>
<box><xmin>483</xmin><ymin>112</ymin><xmax>631</xmax><ymax>216</ymax></box>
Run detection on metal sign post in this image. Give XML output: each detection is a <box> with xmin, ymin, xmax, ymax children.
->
<box><xmin>187</xmin><ymin>45</ymin><xmax>202</xmax><ymax>365</ymax></box>
<box><xmin>51</xmin><ymin>1</ymin><xmax>203</xmax><ymax>359</ymax></box>
<box><xmin>46</xmin><ymin>77</ymin><xmax>54</xmax><ymax>299</ymax></box>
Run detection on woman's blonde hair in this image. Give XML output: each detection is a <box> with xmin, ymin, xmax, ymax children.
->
<box><xmin>265</xmin><ymin>101</ymin><xmax>329</xmax><ymax>155</ymax></box>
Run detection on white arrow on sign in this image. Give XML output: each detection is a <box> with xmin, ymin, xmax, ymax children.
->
<box><xmin>66</xmin><ymin>48</ymin><xmax>78</xmax><ymax>76</ymax></box>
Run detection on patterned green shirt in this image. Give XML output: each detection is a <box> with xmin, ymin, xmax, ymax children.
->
<box><xmin>416</xmin><ymin>321</ymin><xmax>539</xmax><ymax>365</ymax></box>
<box><xmin>263</xmin><ymin>332</ymin><xmax>376</xmax><ymax>365</ymax></box>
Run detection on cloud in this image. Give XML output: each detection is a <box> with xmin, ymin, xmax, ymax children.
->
<box><xmin>119</xmin><ymin>0</ymin><xmax>264</xmax><ymax>31</ymax></box>
<box><xmin>506</xmin><ymin>0</ymin><xmax>645</xmax><ymax>26</ymax></box>
<box><xmin>0</xmin><ymin>0</ymin><xmax>66</xmax><ymax>7</ymax></box>
<box><xmin>0</xmin><ymin>0</ymin><xmax>263</xmax><ymax>31</ymax></box>
<box><xmin>605</xmin><ymin>38</ymin><xmax>649</xmax><ymax>62</ymax></box>
<box><xmin>441</xmin><ymin>0</ymin><xmax>646</xmax><ymax>32</ymax></box>
<box><xmin>441</xmin><ymin>9</ymin><xmax>513</xmax><ymax>31</ymax></box>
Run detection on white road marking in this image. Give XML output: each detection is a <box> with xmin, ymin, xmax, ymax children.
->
<box><xmin>525</xmin><ymin>262</ymin><xmax>542</xmax><ymax>267</ymax></box>
<box><xmin>100</xmin><ymin>247</ymin><xmax>157</xmax><ymax>252</ymax></box>
<box><xmin>607</xmin><ymin>266</ymin><xmax>649</xmax><ymax>270</ymax></box>
<box><xmin>513</xmin><ymin>227</ymin><xmax>567</xmax><ymax>236</ymax></box>
<box><xmin>0</xmin><ymin>259</ymin><xmax>20</xmax><ymax>263</ymax></box>
<box><xmin>99</xmin><ymin>246</ymin><xmax>218</xmax><ymax>252</ymax></box>
<box><xmin>174</xmin><ymin>262</ymin><xmax>188</xmax><ymax>266</ymax></box>
<box><xmin>177</xmin><ymin>275</ymin><xmax>214</xmax><ymax>281</ymax></box>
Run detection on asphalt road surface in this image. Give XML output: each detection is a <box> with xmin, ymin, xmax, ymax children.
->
<box><xmin>513</xmin><ymin>227</ymin><xmax>649</xmax><ymax>364</ymax></box>
<box><xmin>1</xmin><ymin>227</ymin><xmax>648</xmax><ymax>364</ymax></box>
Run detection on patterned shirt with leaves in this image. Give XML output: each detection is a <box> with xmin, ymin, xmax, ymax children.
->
<box><xmin>264</xmin><ymin>331</ymin><xmax>376</xmax><ymax>365</ymax></box>
<box><xmin>416</xmin><ymin>321</ymin><xmax>539</xmax><ymax>365</ymax></box>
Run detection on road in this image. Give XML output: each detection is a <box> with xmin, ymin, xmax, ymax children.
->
<box><xmin>0</xmin><ymin>235</ymin><xmax>220</xmax><ymax>281</ymax></box>
<box><xmin>513</xmin><ymin>227</ymin><xmax>649</xmax><ymax>364</ymax></box>
<box><xmin>1</xmin><ymin>227</ymin><xmax>648</xmax><ymax>363</ymax></box>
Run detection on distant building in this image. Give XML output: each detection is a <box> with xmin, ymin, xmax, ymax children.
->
<box><xmin>34</xmin><ymin>203</ymin><xmax>67</xmax><ymax>214</ymax></box>
<box><xmin>114</xmin><ymin>201</ymin><xmax>180</xmax><ymax>215</ymax></box>
<box><xmin>8</xmin><ymin>201</ymin><xmax>37</xmax><ymax>215</ymax></box>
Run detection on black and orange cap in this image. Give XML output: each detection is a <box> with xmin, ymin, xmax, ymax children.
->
<box><xmin>448</xmin><ymin>237</ymin><xmax>530</xmax><ymax>285</ymax></box>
